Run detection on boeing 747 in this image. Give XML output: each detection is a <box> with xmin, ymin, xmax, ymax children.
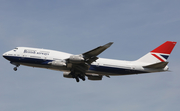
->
<box><xmin>3</xmin><ymin>41</ymin><xmax>177</xmax><ymax>82</ymax></box>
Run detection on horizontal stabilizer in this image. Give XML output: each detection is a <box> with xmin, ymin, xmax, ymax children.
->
<box><xmin>143</xmin><ymin>62</ymin><xmax>168</xmax><ymax>69</ymax></box>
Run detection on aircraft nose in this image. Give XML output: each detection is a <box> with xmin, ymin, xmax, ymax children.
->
<box><xmin>3</xmin><ymin>52</ymin><xmax>8</xmax><ymax>59</ymax></box>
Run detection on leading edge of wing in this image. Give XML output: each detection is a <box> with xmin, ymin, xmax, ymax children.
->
<box><xmin>82</xmin><ymin>42</ymin><xmax>113</xmax><ymax>58</ymax></box>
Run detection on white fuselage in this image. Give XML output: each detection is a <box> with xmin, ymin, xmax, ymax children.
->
<box><xmin>3</xmin><ymin>47</ymin><xmax>168</xmax><ymax>76</ymax></box>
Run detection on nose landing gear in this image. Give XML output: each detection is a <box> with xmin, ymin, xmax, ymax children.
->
<box><xmin>10</xmin><ymin>62</ymin><xmax>20</xmax><ymax>71</ymax></box>
<box><xmin>13</xmin><ymin>67</ymin><xmax>17</xmax><ymax>71</ymax></box>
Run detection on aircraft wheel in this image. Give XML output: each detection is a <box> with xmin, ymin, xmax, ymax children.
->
<box><xmin>14</xmin><ymin>67</ymin><xmax>17</xmax><ymax>71</ymax></box>
<box><xmin>82</xmin><ymin>77</ymin><xmax>85</xmax><ymax>81</ymax></box>
<box><xmin>75</xmin><ymin>77</ymin><xmax>80</xmax><ymax>82</ymax></box>
<box><xmin>78</xmin><ymin>75</ymin><xmax>85</xmax><ymax>81</ymax></box>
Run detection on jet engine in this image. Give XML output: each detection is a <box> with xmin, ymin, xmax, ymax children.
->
<box><xmin>87</xmin><ymin>74</ymin><xmax>102</xmax><ymax>80</ymax></box>
<box><xmin>50</xmin><ymin>60</ymin><xmax>66</xmax><ymax>67</ymax></box>
<box><xmin>69</xmin><ymin>55</ymin><xmax>84</xmax><ymax>63</ymax></box>
<box><xmin>63</xmin><ymin>72</ymin><xmax>73</xmax><ymax>78</ymax></box>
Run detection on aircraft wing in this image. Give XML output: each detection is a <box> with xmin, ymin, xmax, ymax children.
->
<box><xmin>82</xmin><ymin>42</ymin><xmax>113</xmax><ymax>63</ymax></box>
<box><xmin>65</xmin><ymin>42</ymin><xmax>113</xmax><ymax>82</ymax></box>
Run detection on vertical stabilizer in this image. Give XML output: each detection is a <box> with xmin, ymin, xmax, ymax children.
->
<box><xmin>136</xmin><ymin>41</ymin><xmax>177</xmax><ymax>64</ymax></box>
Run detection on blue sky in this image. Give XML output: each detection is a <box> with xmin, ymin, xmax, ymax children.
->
<box><xmin>0</xmin><ymin>0</ymin><xmax>180</xmax><ymax>111</ymax></box>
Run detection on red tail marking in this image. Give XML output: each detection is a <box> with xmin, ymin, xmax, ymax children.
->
<box><xmin>151</xmin><ymin>41</ymin><xmax>177</xmax><ymax>54</ymax></box>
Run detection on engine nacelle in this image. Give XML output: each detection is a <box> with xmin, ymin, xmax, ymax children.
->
<box><xmin>63</xmin><ymin>72</ymin><xmax>73</xmax><ymax>78</ymax></box>
<box><xmin>69</xmin><ymin>55</ymin><xmax>84</xmax><ymax>63</ymax></box>
<box><xmin>87</xmin><ymin>74</ymin><xmax>102</xmax><ymax>80</ymax></box>
<box><xmin>50</xmin><ymin>60</ymin><xmax>66</xmax><ymax>67</ymax></box>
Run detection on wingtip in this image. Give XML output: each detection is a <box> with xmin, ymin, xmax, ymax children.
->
<box><xmin>104</xmin><ymin>42</ymin><xmax>113</xmax><ymax>48</ymax></box>
<box><xmin>109</xmin><ymin>42</ymin><xmax>114</xmax><ymax>44</ymax></box>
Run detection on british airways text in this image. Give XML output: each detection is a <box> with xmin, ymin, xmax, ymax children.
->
<box><xmin>24</xmin><ymin>50</ymin><xmax>49</xmax><ymax>55</ymax></box>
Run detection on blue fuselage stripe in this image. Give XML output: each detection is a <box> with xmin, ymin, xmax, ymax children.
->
<box><xmin>89</xmin><ymin>65</ymin><xmax>146</xmax><ymax>75</ymax></box>
<box><xmin>3</xmin><ymin>56</ymin><xmax>52</xmax><ymax>64</ymax></box>
<box><xmin>3</xmin><ymin>56</ymin><xmax>146</xmax><ymax>75</ymax></box>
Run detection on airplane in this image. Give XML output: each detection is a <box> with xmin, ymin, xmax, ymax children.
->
<box><xmin>3</xmin><ymin>41</ymin><xmax>177</xmax><ymax>82</ymax></box>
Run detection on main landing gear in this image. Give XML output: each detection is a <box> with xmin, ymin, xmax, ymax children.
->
<box><xmin>75</xmin><ymin>75</ymin><xmax>85</xmax><ymax>82</ymax></box>
<box><xmin>70</xmin><ymin>72</ymin><xmax>86</xmax><ymax>82</ymax></box>
<box><xmin>75</xmin><ymin>77</ymin><xmax>80</xmax><ymax>82</ymax></box>
<box><xmin>75</xmin><ymin>74</ymin><xmax>86</xmax><ymax>82</ymax></box>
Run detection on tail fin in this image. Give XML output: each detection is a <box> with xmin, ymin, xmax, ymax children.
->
<box><xmin>136</xmin><ymin>41</ymin><xmax>177</xmax><ymax>64</ymax></box>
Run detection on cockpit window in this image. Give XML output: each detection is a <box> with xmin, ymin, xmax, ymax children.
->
<box><xmin>13</xmin><ymin>47</ymin><xmax>18</xmax><ymax>51</ymax></box>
